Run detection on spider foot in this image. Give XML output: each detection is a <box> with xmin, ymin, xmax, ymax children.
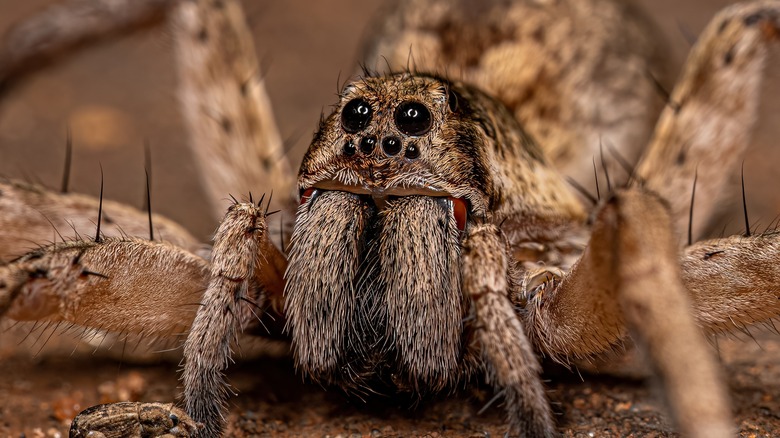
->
<box><xmin>70</xmin><ymin>402</ymin><xmax>201</xmax><ymax>438</ymax></box>
<box><xmin>521</xmin><ymin>267</ymin><xmax>564</xmax><ymax>303</ymax></box>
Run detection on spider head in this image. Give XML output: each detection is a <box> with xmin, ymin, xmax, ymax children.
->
<box><xmin>297</xmin><ymin>72</ymin><xmax>523</xmax><ymax>225</ymax></box>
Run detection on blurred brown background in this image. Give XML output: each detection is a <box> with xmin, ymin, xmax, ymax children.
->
<box><xmin>0</xmin><ymin>0</ymin><xmax>778</xmax><ymax>243</ymax></box>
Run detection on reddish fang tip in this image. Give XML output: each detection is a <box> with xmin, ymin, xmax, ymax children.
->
<box><xmin>300</xmin><ymin>188</ymin><xmax>316</xmax><ymax>205</ymax></box>
<box><xmin>448</xmin><ymin>197</ymin><xmax>468</xmax><ymax>231</ymax></box>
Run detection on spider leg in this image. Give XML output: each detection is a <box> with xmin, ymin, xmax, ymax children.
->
<box><xmin>461</xmin><ymin>223</ymin><xmax>557</xmax><ymax>438</ymax></box>
<box><xmin>0</xmin><ymin>199</ymin><xmax>287</xmax><ymax>437</ymax></box>
<box><xmin>682</xmin><ymin>233</ymin><xmax>780</xmax><ymax>333</ymax></box>
<box><xmin>636</xmin><ymin>1</ymin><xmax>780</xmax><ymax>239</ymax></box>
<box><xmin>525</xmin><ymin>189</ymin><xmax>732</xmax><ymax>438</ymax></box>
<box><xmin>0</xmin><ymin>237</ymin><xmax>209</xmax><ymax>339</ymax></box>
<box><xmin>170</xmin><ymin>0</ymin><xmax>295</xmax><ymax>220</ymax></box>
<box><xmin>182</xmin><ymin>201</ymin><xmax>286</xmax><ymax>438</ymax></box>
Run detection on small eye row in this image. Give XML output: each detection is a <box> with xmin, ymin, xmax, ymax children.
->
<box><xmin>341</xmin><ymin>98</ymin><xmax>432</xmax><ymax>136</ymax></box>
<box><xmin>343</xmin><ymin>135</ymin><xmax>421</xmax><ymax>159</ymax></box>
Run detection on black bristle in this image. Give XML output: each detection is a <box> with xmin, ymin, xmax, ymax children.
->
<box><xmin>265</xmin><ymin>190</ymin><xmax>274</xmax><ymax>215</ymax></box>
<box><xmin>146</xmin><ymin>169</ymin><xmax>154</xmax><ymax>241</ymax></box>
<box><xmin>742</xmin><ymin>162</ymin><xmax>751</xmax><ymax>237</ymax></box>
<box><xmin>592</xmin><ymin>158</ymin><xmax>601</xmax><ymax>201</ymax></box>
<box><xmin>61</xmin><ymin>126</ymin><xmax>73</xmax><ymax>194</ymax></box>
<box><xmin>688</xmin><ymin>169</ymin><xmax>698</xmax><ymax>246</ymax></box>
<box><xmin>95</xmin><ymin>166</ymin><xmax>104</xmax><ymax>243</ymax></box>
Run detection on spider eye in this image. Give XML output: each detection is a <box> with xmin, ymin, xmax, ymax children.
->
<box><xmin>394</xmin><ymin>101</ymin><xmax>432</xmax><ymax>136</ymax></box>
<box><xmin>341</xmin><ymin>98</ymin><xmax>373</xmax><ymax>133</ymax></box>
<box><xmin>169</xmin><ymin>413</ymin><xmax>179</xmax><ymax>427</ymax></box>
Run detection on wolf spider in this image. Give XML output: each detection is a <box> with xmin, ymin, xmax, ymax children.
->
<box><xmin>2</xmin><ymin>0</ymin><xmax>780</xmax><ymax>436</ymax></box>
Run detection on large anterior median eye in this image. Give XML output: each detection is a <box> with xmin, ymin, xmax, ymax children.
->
<box><xmin>341</xmin><ymin>98</ymin><xmax>373</xmax><ymax>133</ymax></box>
<box><xmin>394</xmin><ymin>101</ymin><xmax>432</xmax><ymax>136</ymax></box>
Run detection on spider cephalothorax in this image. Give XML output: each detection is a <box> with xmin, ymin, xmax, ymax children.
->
<box><xmin>298</xmin><ymin>73</ymin><xmax>583</xmax><ymax>225</ymax></box>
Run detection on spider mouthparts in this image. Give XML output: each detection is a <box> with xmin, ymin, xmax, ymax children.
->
<box><xmin>372</xmin><ymin>194</ymin><xmax>389</xmax><ymax>210</ymax></box>
<box><xmin>299</xmin><ymin>188</ymin><xmax>319</xmax><ymax>206</ymax></box>
<box><xmin>446</xmin><ymin>197</ymin><xmax>468</xmax><ymax>231</ymax></box>
<box><xmin>299</xmin><ymin>186</ymin><xmax>467</xmax><ymax>231</ymax></box>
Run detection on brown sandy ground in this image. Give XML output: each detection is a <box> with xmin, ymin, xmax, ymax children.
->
<box><xmin>0</xmin><ymin>327</ymin><xmax>779</xmax><ymax>437</ymax></box>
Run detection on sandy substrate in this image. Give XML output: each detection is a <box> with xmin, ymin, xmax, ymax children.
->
<box><xmin>1</xmin><ymin>328</ymin><xmax>779</xmax><ymax>437</ymax></box>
